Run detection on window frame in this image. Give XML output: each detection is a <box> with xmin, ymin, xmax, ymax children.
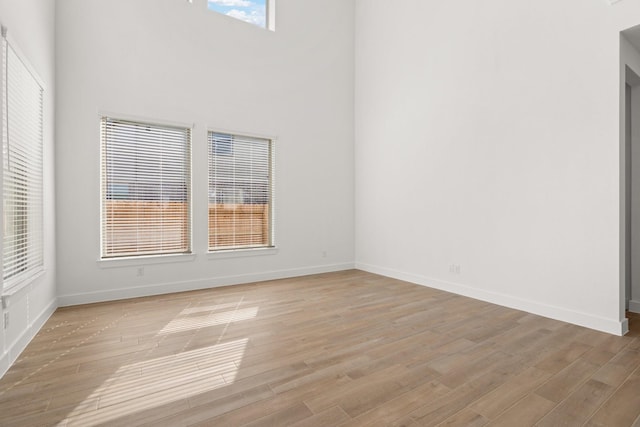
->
<box><xmin>99</xmin><ymin>115</ymin><xmax>193</xmax><ymax>260</ymax></box>
<box><xmin>207</xmin><ymin>128</ymin><xmax>274</xmax><ymax>253</ymax></box>
<box><xmin>205</xmin><ymin>0</ymin><xmax>276</xmax><ymax>31</ymax></box>
<box><xmin>1</xmin><ymin>28</ymin><xmax>45</xmax><ymax>293</ymax></box>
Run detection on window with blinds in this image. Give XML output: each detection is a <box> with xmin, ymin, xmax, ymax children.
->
<box><xmin>208</xmin><ymin>131</ymin><xmax>273</xmax><ymax>251</ymax></box>
<box><xmin>101</xmin><ymin>117</ymin><xmax>191</xmax><ymax>258</ymax></box>
<box><xmin>2</xmin><ymin>32</ymin><xmax>44</xmax><ymax>290</ymax></box>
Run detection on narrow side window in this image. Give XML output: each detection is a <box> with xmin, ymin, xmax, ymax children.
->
<box><xmin>1</xmin><ymin>31</ymin><xmax>44</xmax><ymax>291</ymax></box>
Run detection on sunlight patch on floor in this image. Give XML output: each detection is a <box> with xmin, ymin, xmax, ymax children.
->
<box><xmin>180</xmin><ymin>302</ymin><xmax>246</xmax><ymax>315</ymax></box>
<box><xmin>159</xmin><ymin>307</ymin><xmax>259</xmax><ymax>334</ymax></box>
<box><xmin>65</xmin><ymin>297</ymin><xmax>257</xmax><ymax>426</ymax></box>
<box><xmin>65</xmin><ymin>338</ymin><xmax>249</xmax><ymax>426</ymax></box>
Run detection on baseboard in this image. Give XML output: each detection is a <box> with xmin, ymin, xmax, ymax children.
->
<box><xmin>356</xmin><ymin>262</ymin><xmax>627</xmax><ymax>336</ymax></box>
<box><xmin>629</xmin><ymin>299</ymin><xmax>640</xmax><ymax>313</ymax></box>
<box><xmin>0</xmin><ymin>348</ymin><xmax>8</xmax><ymax>380</ymax></box>
<box><xmin>621</xmin><ymin>317</ymin><xmax>630</xmax><ymax>335</ymax></box>
<box><xmin>58</xmin><ymin>262</ymin><xmax>355</xmax><ymax>307</ymax></box>
<box><xmin>0</xmin><ymin>297</ymin><xmax>57</xmax><ymax>379</ymax></box>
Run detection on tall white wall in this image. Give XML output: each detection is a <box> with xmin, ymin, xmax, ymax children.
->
<box><xmin>355</xmin><ymin>0</ymin><xmax>640</xmax><ymax>335</ymax></box>
<box><xmin>55</xmin><ymin>0</ymin><xmax>355</xmax><ymax>304</ymax></box>
<box><xmin>0</xmin><ymin>0</ymin><xmax>57</xmax><ymax>377</ymax></box>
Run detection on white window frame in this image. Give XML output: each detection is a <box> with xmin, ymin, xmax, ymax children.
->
<box><xmin>208</xmin><ymin>129</ymin><xmax>274</xmax><ymax>253</ymax></box>
<box><xmin>204</xmin><ymin>0</ymin><xmax>276</xmax><ymax>31</ymax></box>
<box><xmin>1</xmin><ymin>27</ymin><xmax>45</xmax><ymax>294</ymax></box>
<box><xmin>100</xmin><ymin>116</ymin><xmax>193</xmax><ymax>260</ymax></box>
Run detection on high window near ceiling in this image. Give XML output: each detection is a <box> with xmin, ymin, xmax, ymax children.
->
<box><xmin>101</xmin><ymin>118</ymin><xmax>192</xmax><ymax>258</ymax></box>
<box><xmin>207</xmin><ymin>0</ymin><xmax>275</xmax><ymax>30</ymax></box>
<box><xmin>208</xmin><ymin>131</ymin><xmax>273</xmax><ymax>251</ymax></box>
<box><xmin>1</xmin><ymin>29</ymin><xmax>44</xmax><ymax>291</ymax></box>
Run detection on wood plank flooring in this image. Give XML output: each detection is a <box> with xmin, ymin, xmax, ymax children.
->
<box><xmin>1</xmin><ymin>270</ymin><xmax>639</xmax><ymax>426</ymax></box>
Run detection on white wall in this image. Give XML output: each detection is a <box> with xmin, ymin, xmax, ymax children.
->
<box><xmin>55</xmin><ymin>0</ymin><xmax>355</xmax><ymax>304</ymax></box>
<box><xmin>355</xmin><ymin>0</ymin><xmax>640</xmax><ymax>335</ymax></box>
<box><xmin>0</xmin><ymin>0</ymin><xmax>57</xmax><ymax>377</ymax></box>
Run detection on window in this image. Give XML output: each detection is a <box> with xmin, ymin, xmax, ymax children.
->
<box><xmin>1</xmin><ymin>31</ymin><xmax>44</xmax><ymax>290</ymax></box>
<box><xmin>208</xmin><ymin>131</ymin><xmax>273</xmax><ymax>251</ymax></box>
<box><xmin>211</xmin><ymin>132</ymin><xmax>233</xmax><ymax>156</ymax></box>
<box><xmin>207</xmin><ymin>0</ymin><xmax>273</xmax><ymax>30</ymax></box>
<box><xmin>101</xmin><ymin>117</ymin><xmax>191</xmax><ymax>258</ymax></box>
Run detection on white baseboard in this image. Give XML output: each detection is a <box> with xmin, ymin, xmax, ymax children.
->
<box><xmin>58</xmin><ymin>263</ymin><xmax>355</xmax><ymax>307</ymax></box>
<box><xmin>356</xmin><ymin>262</ymin><xmax>627</xmax><ymax>336</ymax></box>
<box><xmin>0</xmin><ymin>348</ymin><xmax>7</xmax><ymax>380</ymax></box>
<box><xmin>629</xmin><ymin>299</ymin><xmax>640</xmax><ymax>313</ymax></box>
<box><xmin>0</xmin><ymin>297</ymin><xmax>57</xmax><ymax>379</ymax></box>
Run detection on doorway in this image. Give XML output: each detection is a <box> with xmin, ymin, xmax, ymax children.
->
<box><xmin>624</xmin><ymin>61</ymin><xmax>640</xmax><ymax>333</ymax></box>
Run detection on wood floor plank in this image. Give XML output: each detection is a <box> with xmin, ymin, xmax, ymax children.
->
<box><xmin>585</xmin><ymin>369</ymin><xmax>640</xmax><ymax>427</ymax></box>
<box><xmin>290</xmin><ymin>406</ymin><xmax>351</xmax><ymax>427</ymax></box>
<box><xmin>486</xmin><ymin>393</ymin><xmax>556</xmax><ymax>427</ymax></box>
<box><xmin>591</xmin><ymin>349</ymin><xmax>640</xmax><ymax>388</ymax></box>
<box><xmin>239</xmin><ymin>403</ymin><xmax>314</xmax><ymax>427</ymax></box>
<box><xmin>534</xmin><ymin>359</ymin><xmax>601</xmax><ymax>403</ymax></box>
<box><xmin>0</xmin><ymin>270</ymin><xmax>638</xmax><ymax>427</ymax></box>
<box><xmin>536</xmin><ymin>379</ymin><xmax>614</xmax><ymax>426</ymax></box>
<box><xmin>468</xmin><ymin>366</ymin><xmax>551</xmax><ymax>420</ymax></box>
<box><xmin>403</xmin><ymin>370</ymin><xmax>510</xmax><ymax>426</ymax></box>
<box><xmin>338</xmin><ymin>380</ymin><xmax>451</xmax><ymax>427</ymax></box>
<box><xmin>438</xmin><ymin>408</ymin><xmax>488</xmax><ymax>427</ymax></box>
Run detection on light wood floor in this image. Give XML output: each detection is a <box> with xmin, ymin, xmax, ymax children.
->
<box><xmin>1</xmin><ymin>270</ymin><xmax>640</xmax><ymax>426</ymax></box>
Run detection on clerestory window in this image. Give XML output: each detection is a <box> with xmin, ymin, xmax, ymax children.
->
<box><xmin>207</xmin><ymin>0</ymin><xmax>274</xmax><ymax>30</ymax></box>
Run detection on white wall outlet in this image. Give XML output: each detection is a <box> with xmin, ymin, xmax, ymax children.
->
<box><xmin>449</xmin><ymin>264</ymin><xmax>461</xmax><ymax>274</ymax></box>
<box><xmin>3</xmin><ymin>312</ymin><xmax>9</xmax><ymax>329</ymax></box>
<box><xmin>137</xmin><ymin>267</ymin><xmax>144</xmax><ymax>277</ymax></box>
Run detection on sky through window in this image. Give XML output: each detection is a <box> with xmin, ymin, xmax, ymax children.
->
<box><xmin>207</xmin><ymin>0</ymin><xmax>267</xmax><ymax>28</ymax></box>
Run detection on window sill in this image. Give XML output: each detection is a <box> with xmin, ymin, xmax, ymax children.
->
<box><xmin>2</xmin><ymin>269</ymin><xmax>45</xmax><ymax>309</ymax></box>
<box><xmin>97</xmin><ymin>253</ymin><xmax>197</xmax><ymax>269</ymax></box>
<box><xmin>207</xmin><ymin>247</ymin><xmax>278</xmax><ymax>260</ymax></box>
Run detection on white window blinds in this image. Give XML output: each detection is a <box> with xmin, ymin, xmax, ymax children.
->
<box><xmin>101</xmin><ymin>117</ymin><xmax>191</xmax><ymax>258</ymax></box>
<box><xmin>208</xmin><ymin>132</ymin><xmax>273</xmax><ymax>250</ymax></box>
<box><xmin>2</xmin><ymin>33</ymin><xmax>44</xmax><ymax>289</ymax></box>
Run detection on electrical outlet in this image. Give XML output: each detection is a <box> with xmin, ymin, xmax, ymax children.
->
<box><xmin>322</xmin><ymin>251</ymin><xmax>327</xmax><ymax>258</ymax></box>
<box><xmin>137</xmin><ymin>267</ymin><xmax>144</xmax><ymax>277</ymax></box>
<box><xmin>3</xmin><ymin>312</ymin><xmax>9</xmax><ymax>329</ymax></box>
<box><xmin>449</xmin><ymin>264</ymin><xmax>461</xmax><ymax>274</ymax></box>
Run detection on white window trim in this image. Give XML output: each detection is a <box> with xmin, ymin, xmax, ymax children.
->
<box><xmin>97</xmin><ymin>253</ymin><xmax>197</xmax><ymax>269</ymax></box>
<box><xmin>1</xmin><ymin>26</ymin><xmax>45</xmax><ymax>296</ymax></box>
<box><xmin>207</xmin><ymin>246</ymin><xmax>278</xmax><ymax>260</ymax></box>
<box><xmin>99</xmin><ymin>115</ymin><xmax>193</xmax><ymax>259</ymax></box>
<box><xmin>1</xmin><ymin>270</ymin><xmax>44</xmax><ymax>308</ymax></box>
<box><xmin>207</xmin><ymin>127</ymin><xmax>276</xmax><ymax>252</ymax></box>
